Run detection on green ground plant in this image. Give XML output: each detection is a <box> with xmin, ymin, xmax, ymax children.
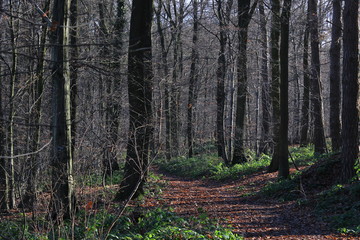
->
<box><xmin>0</xmin><ymin>207</ymin><xmax>243</xmax><ymax>240</ymax></box>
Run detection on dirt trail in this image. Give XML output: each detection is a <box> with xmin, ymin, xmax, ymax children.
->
<box><xmin>144</xmin><ymin>169</ymin><xmax>355</xmax><ymax>240</ymax></box>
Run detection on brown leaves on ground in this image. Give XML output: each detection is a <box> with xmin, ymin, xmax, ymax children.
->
<box><xmin>143</xmin><ymin>168</ymin><xmax>357</xmax><ymax>240</ymax></box>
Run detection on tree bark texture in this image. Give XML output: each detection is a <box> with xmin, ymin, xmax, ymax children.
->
<box><xmin>329</xmin><ymin>0</ymin><xmax>342</xmax><ymax>152</ymax></box>
<box><xmin>233</xmin><ymin>0</ymin><xmax>257</xmax><ymax>164</ymax></box>
<box><xmin>50</xmin><ymin>0</ymin><xmax>75</xmax><ymax>221</ymax></box>
<box><xmin>259</xmin><ymin>0</ymin><xmax>271</xmax><ymax>154</ymax></box>
<box><xmin>278</xmin><ymin>0</ymin><xmax>291</xmax><ymax>179</ymax></box>
<box><xmin>216</xmin><ymin>0</ymin><xmax>229</xmax><ymax>164</ymax></box>
<box><xmin>116</xmin><ymin>0</ymin><xmax>153</xmax><ymax>201</ymax></box>
<box><xmin>187</xmin><ymin>0</ymin><xmax>199</xmax><ymax>158</ymax></box>
<box><xmin>300</xmin><ymin>13</ymin><xmax>310</xmax><ymax>147</ymax></box>
<box><xmin>340</xmin><ymin>0</ymin><xmax>358</xmax><ymax>182</ymax></box>
<box><xmin>268</xmin><ymin>0</ymin><xmax>281</xmax><ymax>172</ymax></box>
<box><xmin>309</xmin><ymin>0</ymin><xmax>327</xmax><ymax>154</ymax></box>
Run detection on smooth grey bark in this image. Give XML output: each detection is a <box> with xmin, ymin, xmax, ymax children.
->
<box><xmin>340</xmin><ymin>0</ymin><xmax>358</xmax><ymax>182</ymax></box>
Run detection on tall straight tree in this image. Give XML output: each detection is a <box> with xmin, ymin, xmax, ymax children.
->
<box><xmin>215</xmin><ymin>0</ymin><xmax>232</xmax><ymax>164</ymax></box>
<box><xmin>258</xmin><ymin>0</ymin><xmax>271</xmax><ymax>154</ymax></box>
<box><xmin>232</xmin><ymin>0</ymin><xmax>257</xmax><ymax>164</ymax></box>
<box><xmin>155</xmin><ymin>0</ymin><xmax>171</xmax><ymax>161</ymax></box>
<box><xmin>187</xmin><ymin>0</ymin><xmax>199</xmax><ymax>158</ymax></box>
<box><xmin>21</xmin><ymin>0</ymin><xmax>50</xmax><ymax>209</ymax></box>
<box><xmin>0</xmin><ymin>0</ymin><xmax>7</xmax><ymax>210</ymax></box>
<box><xmin>278</xmin><ymin>0</ymin><xmax>291</xmax><ymax>178</ymax></box>
<box><xmin>300</xmin><ymin>11</ymin><xmax>310</xmax><ymax>147</ymax></box>
<box><xmin>116</xmin><ymin>0</ymin><xmax>153</xmax><ymax>201</ymax></box>
<box><xmin>49</xmin><ymin>0</ymin><xmax>75</xmax><ymax>220</ymax></box>
<box><xmin>268</xmin><ymin>0</ymin><xmax>281</xmax><ymax>172</ymax></box>
<box><xmin>329</xmin><ymin>0</ymin><xmax>341</xmax><ymax>152</ymax></box>
<box><xmin>308</xmin><ymin>0</ymin><xmax>326</xmax><ymax>154</ymax></box>
<box><xmin>340</xmin><ymin>0</ymin><xmax>358</xmax><ymax>182</ymax></box>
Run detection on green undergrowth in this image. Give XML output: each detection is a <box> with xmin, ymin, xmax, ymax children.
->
<box><xmin>316</xmin><ymin>182</ymin><xmax>360</xmax><ymax>235</ymax></box>
<box><xmin>157</xmin><ymin>145</ymin><xmax>316</xmax><ymax>181</ymax></box>
<box><xmin>258</xmin><ymin>151</ymin><xmax>360</xmax><ymax>235</ymax></box>
<box><xmin>0</xmin><ymin>207</ymin><xmax>243</xmax><ymax>240</ymax></box>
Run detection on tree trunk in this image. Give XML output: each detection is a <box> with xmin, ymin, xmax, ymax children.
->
<box><xmin>155</xmin><ymin>1</ymin><xmax>171</xmax><ymax>161</ymax></box>
<box><xmin>20</xmin><ymin>0</ymin><xmax>50</xmax><ymax>210</ymax></box>
<box><xmin>115</xmin><ymin>0</ymin><xmax>153</xmax><ymax>201</ymax></box>
<box><xmin>268</xmin><ymin>0</ymin><xmax>281</xmax><ymax>172</ymax></box>
<box><xmin>309</xmin><ymin>0</ymin><xmax>326</xmax><ymax>154</ymax></box>
<box><xmin>259</xmin><ymin>0</ymin><xmax>271</xmax><ymax>154</ymax></box>
<box><xmin>232</xmin><ymin>0</ymin><xmax>256</xmax><ymax>165</ymax></box>
<box><xmin>215</xmin><ymin>0</ymin><xmax>229</xmax><ymax>164</ymax></box>
<box><xmin>329</xmin><ymin>0</ymin><xmax>341</xmax><ymax>152</ymax></box>
<box><xmin>340</xmin><ymin>0</ymin><xmax>358</xmax><ymax>182</ymax></box>
<box><xmin>187</xmin><ymin>0</ymin><xmax>199</xmax><ymax>158</ymax></box>
<box><xmin>278</xmin><ymin>0</ymin><xmax>291</xmax><ymax>179</ymax></box>
<box><xmin>0</xmin><ymin>3</ymin><xmax>7</xmax><ymax>209</ymax></box>
<box><xmin>49</xmin><ymin>0</ymin><xmax>75</xmax><ymax>221</ymax></box>
<box><xmin>300</xmin><ymin>12</ymin><xmax>310</xmax><ymax>147</ymax></box>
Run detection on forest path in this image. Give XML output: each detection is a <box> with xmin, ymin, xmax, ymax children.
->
<box><xmin>144</xmin><ymin>168</ymin><xmax>349</xmax><ymax>240</ymax></box>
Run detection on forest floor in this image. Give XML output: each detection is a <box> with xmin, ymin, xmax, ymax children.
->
<box><xmin>142</xmin><ymin>167</ymin><xmax>357</xmax><ymax>240</ymax></box>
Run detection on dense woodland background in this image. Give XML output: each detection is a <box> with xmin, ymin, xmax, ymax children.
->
<box><xmin>0</xmin><ymin>0</ymin><xmax>358</xmax><ymax>238</ymax></box>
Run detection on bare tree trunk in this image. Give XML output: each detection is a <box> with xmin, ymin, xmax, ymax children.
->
<box><xmin>268</xmin><ymin>0</ymin><xmax>281</xmax><ymax>172</ymax></box>
<box><xmin>340</xmin><ymin>0</ymin><xmax>358</xmax><ymax>182</ymax></box>
<box><xmin>0</xmin><ymin>1</ymin><xmax>7</xmax><ymax>209</ymax></box>
<box><xmin>115</xmin><ymin>0</ymin><xmax>153</xmax><ymax>201</ymax></box>
<box><xmin>300</xmin><ymin>11</ymin><xmax>310</xmax><ymax>147</ymax></box>
<box><xmin>259</xmin><ymin>0</ymin><xmax>271</xmax><ymax>154</ymax></box>
<box><xmin>215</xmin><ymin>0</ymin><xmax>229</xmax><ymax>164</ymax></box>
<box><xmin>8</xmin><ymin>7</ymin><xmax>18</xmax><ymax>209</ymax></box>
<box><xmin>278</xmin><ymin>0</ymin><xmax>291</xmax><ymax>179</ymax></box>
<box><xmin>187</xmin><ymin>0</ymin><xmax>199</xmax><ymax>158</ymax></box>
<box><xmin>232</xmin><ymin>0</ymin><xmax>256</xmax><ymax>164</ymax></box>
<box><xmin>329</xmin><ymin>0</ymin><xmax>341</xmax><ymax>152</ymax></box>
<box><xmin>49</xmin><ymin>0</ymin><xmax>75</xmax><ymax>221</ymax></box>
<box><xmin>21</xmin><ymin>0</ymin><xmax>50</xmax><ymax>209</ymax></box>
<box><xmin>309</xmin><ymin>0</ymin><xmax>326</xmax><ymax>154</ymax></box>
<box><xmin>155</xmin><ymin>1</ymin><xmax>171</xmax><ymax>160</ymax></box>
